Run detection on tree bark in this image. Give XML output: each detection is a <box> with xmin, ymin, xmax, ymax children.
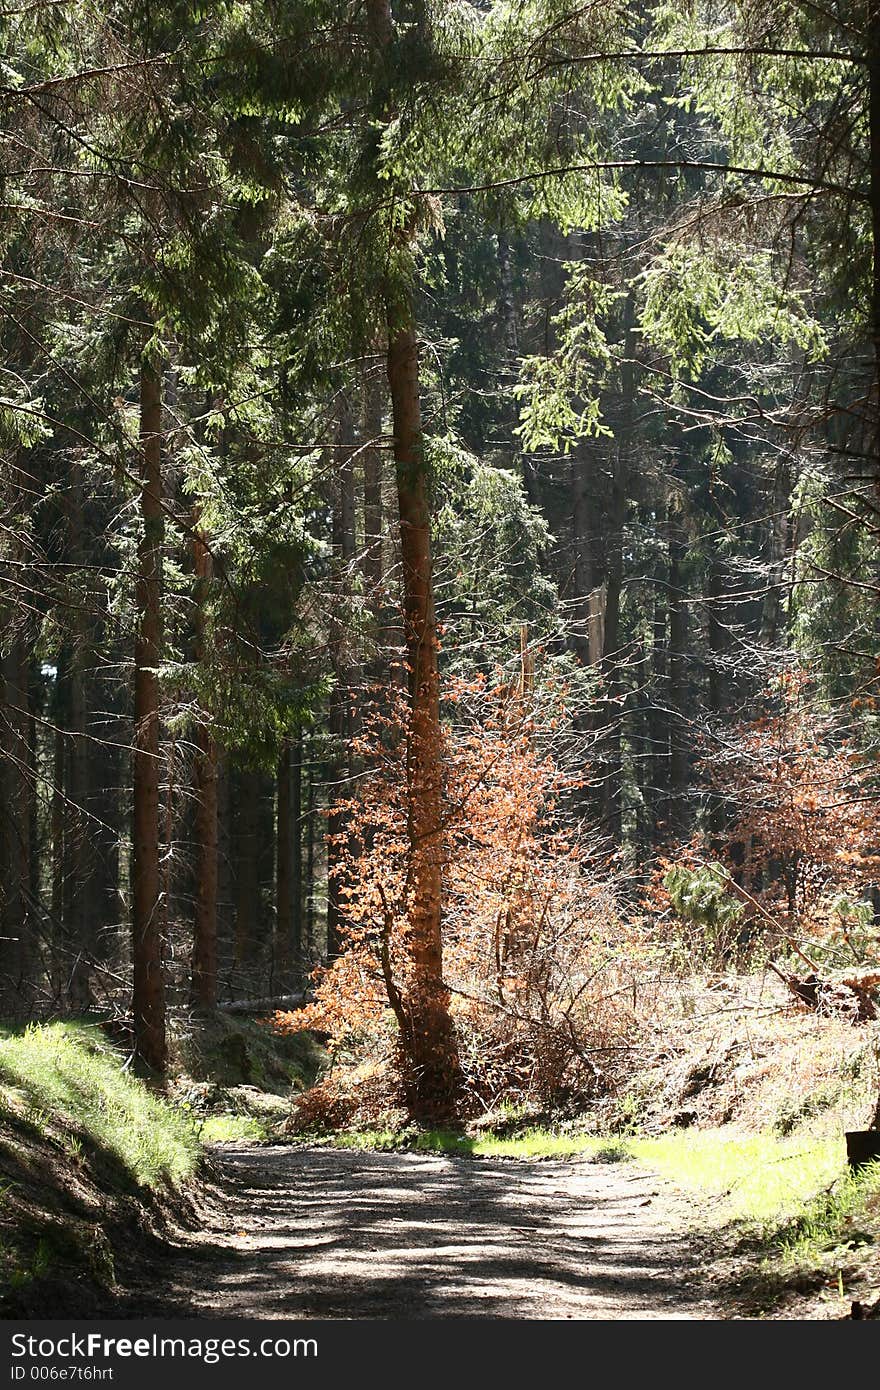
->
<box><xmin>305</xmin><ymin>745</ymin><xmax>315</xmax><ymax>960</ymax></box>
<box><xmin>364</xmin><ymin>0</ymin><xmax>463</xmax><ymax>1119</ymax></box>
<box><xmin>131</xmin><ymin>351</ymin><xmax>167</xmax><ymax>1074</ymax></box>
<box><xmin>600</xmin><ymin>294</ymin><xmax>636</xmax><ymax>841</ymax></box>
<box><xmin>1</xmin><ymin>637</ymin><xmax>34</xmax><ymax>1014</ymax></box>
<box><xmin>362</xmin><ymin>367</ymin><xmax>386</xmax><ymax>680</ymax></box>
<box><xmin>275</xmin><ymin>738</ymin><xmax>293</xmax><ymax>985</ymax></box>
<box><xmin>66</xmin><ymin>625</ymin><xmax>90</xmax><ymax>1006</ymax></box>
<box><xmin>570</xmin><ymin>445</ymin><xmax>597</xmax><ymax>669</ymax></box>
<box><xmin>65</xmin><ymin>464</ymin><xmax>91</xmax><ymax>1006</ymax></box>
<box><xmin>387</xmin><ymin>318</ymin><xmax>463</xmax><ymax>1120</ymax></box>
<box><xmin>234</xmin><ymin>767</ymin><xmax>261</xmax><ymax>968</ymax></box>
<box><xmin>326</xmin><ymin>395</ymin><xmax>358</xmax><ymax>960</ymax></box>
<box><xmin>667</xmin><ymin>517</ymin><xmax>689</xmax><ymax>834</ymax></box>
<box><xmin>191</xmin><ymin>525</ymin><xmax>218</xmax><ymax>1008</ymax></box>
<box><xmin>869</xmin><ymin>0</ymin><xmax>880</xmax><ymax>485</ymax></box>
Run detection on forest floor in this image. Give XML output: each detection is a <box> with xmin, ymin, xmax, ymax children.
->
<box><xmin>4</xmin><ymin>999</ymin><xmax>879</xmax><ymax>1320</ymax></box>
<box><xmin>125</xmin><ymin>1144</ymin><xmax>721</xmax><ymax>1319</ymax></box>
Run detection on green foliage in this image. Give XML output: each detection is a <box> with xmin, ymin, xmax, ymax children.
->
<box><xmin>807</xmin><ymin>896</ymin><xmax>880</xmax><ymax>971</ymax></box>
<box><xmin>434</xmin><ymin>448</ymin><xmax>558</xmax><ymax>659</ymax></box>
<box><xmin>630</xmin><ymin>1130</ymin><xmax>847</xmax><ymax>1227</ymax></box>
<box><xmin>771</xmin><ymin>1161</ymin><xmax>880</xmax><ymax>1269</ymax></box>
<box><xmin>790</xmin><ymin>464</ymin><xmax>880</xmax><ymax>701</ymax></box>
<box><xmin>664</xmin><ymin>862</ymin><xmax>745</xmax><ymax>933</ymax></box>
<box><xmin>640</xmin><ymin>245</ymin><xmax>827</xmax><ymax>379</ymax></box>
<box><xmin>516</xmin><ymin>267</ymin><xmax>615</xmax><ymax>452</ymax></box>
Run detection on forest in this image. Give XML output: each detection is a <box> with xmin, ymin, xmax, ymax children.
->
<box><xmin>1</xmin><ymin>0</ymin><xmax>879</xmax><ymax>1325</ymax></box>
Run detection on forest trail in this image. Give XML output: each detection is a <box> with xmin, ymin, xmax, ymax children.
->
<box><xmin>136</xmin><ymin>1145</ymin><xmax>720</xmax><ymax>1319</ymax></box>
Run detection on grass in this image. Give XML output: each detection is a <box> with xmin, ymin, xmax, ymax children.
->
<box><xmin>198</xmin><ymin>1112</ymin><xmax>269</xmax><ymax>1143</ymax></box>
<box><xmin>764</xmin><ymin>1160</ymin><xmax>880</xmax><ymax>1266</ymax></box>
<box><xmin>629</xmin><ymin>1129</ymin><xmax>846</xmax><ymax>1225</ymax></box>
<box><xmin>325</xmin><ymin>1125</ymin><xmax>611</xmax><ymax>1158</ymax></box>
<box><xmin>0</xmin><ymin>1020</ymin><xmax>199</xmax><ymax>1189</ymax></box>
<box><xmin>325</xmin><ymin>1123</ymin><xmax>855</xmax><ymax>1224</ymax></box>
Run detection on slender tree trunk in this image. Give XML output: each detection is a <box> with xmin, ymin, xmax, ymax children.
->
<box><xmin>650</xmin><ymin>578</ymin><xmax>668</xmax><ymax>840</ymax></box>
<box><xmin>276</xmin><ymin>730</ymin><xmax>304</xmax><ymax>978</ymax></box>
<box><xmin>326</xmin><ymin>396</ymin><xmax>358</xmax><ymax>960</ymax></box>
<box><xmin>362</xmin><ymin>367</ymin><xmax>386</xmax><ymax>682</ymax></box>
<box><xmin>869</xmin><ymin>0</ymin><xmax>880</xmax><ymax>484</ymax></box>
<box><xmin>191</xmin><ymin>526</ymin><xmax>218</xmax><ymax>1007</ymax></box>
<box><xmin>305</xmin><ymin>746</ymin><xmax>315</xmax><ymax>960</ymax></box>
<box><xmin>570</xmin><ymin>446</ymin><xmax>597</xmax><ymax>669</ymax></box>
<box><xmin>600</xmin><ymin>294</ymin><xmax>636</xmax><ymax>841</ymax></box>
<box><xmin>216</xmin><ymin>751</ymin><xmax>233</xmax><ymax>994</ymax></box>
<box><xmin>66</xmin><ymin>472</ymin><xmax>91</xmax><ymax>1006</ymax></box>
<box><xmin>131</xmin><ymin>351</ymin><xmax>167</xmax><ymax>1074</ymax></box>
<box><xmin>865</xmin><ymin>0</ymin><xmax>880</xmax><ymax>1130</ymax></box>
<box><xmin>50</xmin><ymin>717</ymin><xmax>64</xmax><ymax>991</ymax></box>
<box><xmin>667</xmin><ymin>517</ymin><xmax>689</xmax><ymax>834</ymax></box>
<box><xmin>291</xmin><ymin>729</ymin><xmax>303</xmax><ymax>967</ymax></box>
<box><xmin>2</xmin><ymin>638</ymin><xmax>34</xmax><ymax>1014</ymax></box>
<box><xmin>365</xmin><ymin>0</ymin><xmax>462</xmax><ymax>1118</ymax></box>
<box><xmin>387</xmin><ymin>319</ymin><xmax>463</xmax><ymax>1119</ymax></box>
<box><xmin>234</xmin><ymin>767</ymin><xmax>261</xmax><ymax>968</ymax></box>
<box><xmin>275</xmin><ymin>739</ymin><xmax>293</xmax><ymax>984</ymax></box>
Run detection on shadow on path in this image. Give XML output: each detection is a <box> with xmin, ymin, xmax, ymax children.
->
<box><xmin>133</xmin><ymin>1146</ymin><xmax>717</xmax><ymax>1319</ymax></box>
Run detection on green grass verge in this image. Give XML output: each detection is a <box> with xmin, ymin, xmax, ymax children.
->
<box><xmin>198</xmin><ymin>1112</ymin><xmax>270</xmax><ymax>1143</ymax></box>
<box><xmin>326</xmin><ymin>1126</ymin><xmax>622</xmax><ymax>1159</ymax></box>
<box><xmin>325</xmin><ymin>1123</ymin><xmax>862</xmax><ymax>1225</ymax></box>
<box><xmin>771</xmin><ymin>1160</ymin><xmax>880</xmax><ymax>1259</ymax></box>
<box><xmin>628</xmin><ymin>1129</ymin><xmax>846</xmax><ymax>1225</ymax></box>
<box><xmin>0</xmin><ymin>1021</ymin><xmax>199</xmax><ymax>1189</ymax></box>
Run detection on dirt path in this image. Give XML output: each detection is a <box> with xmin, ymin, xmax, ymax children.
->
<box><xmin>133</xmin><ymin>1145</ymin><xmax>720</xmax><ymax>1319</ymax></box>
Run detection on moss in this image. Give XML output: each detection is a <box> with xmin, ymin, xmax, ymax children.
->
<box><xmin>168</xmin><ymin>1010</ymin><xmax>325</xmax><ymax>1095</ymax></box>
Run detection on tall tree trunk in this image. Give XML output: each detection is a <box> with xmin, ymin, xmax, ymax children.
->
<box><xmin>326</xmin><ymin>396</ymin><xmax>358</xmax><ymax>960</ymax></box>
<box><xmin>216</xmin><ymin>751</ymin><xmax>233</xmax><ymax>994</ymax></box>
<box><xmin>305</xmin><ymin>744</ymin><xmax>315</xmax><ymax>960</ymax></box>
<box><xmin>275</xmin><ymin>738</ymin><xmax>293</xmax><ymax>985</ymax></box>
<box><xmin>191</xmin><ymin>526</ymin><xmax>218</xmax><ymax>1008</ymax></box>
<box><xmin>362</xmin><ymin>367</ymin><xmax>385</xmax><ymax>681</ymax></box>
<box><xmin>649</xmin><ymin>584</ymin><xmax>667</xmax><ymax>840</ymax></box>
<box><xmin>600</xmin><ymin>294</ymin><xmax>636</xmax><ymax>841</ymax></box>
<box><xmin>131</xmin><ymin>351</ymin><xmax>167</xmax><ymax>1074</ymax></box>
<box><xmin>870</xmin><ymin>0</ymin><xmax>880</xmax><ymax>485</ymax></box>
<box><xmin>50</xmin><ymin>716</ymin><xmax>64</xmax><ymax>993</ymax></box>
<box><xmin>366</xmin><ymin>0</ymin><xmax>463</xmax><ymax>1119</ymax></box>
<box><xmin>667</xmin><ymin>517</ymin><xmax>689</xmax><ymax>834</ymax></box>
<box><xmin>291</xmin><ymin>729</ymin><xmax>303</xmax><ymax>968</ymax></box>
<box><xmin>275</xmin><ymin>730</ymin><xmax>304</xmax><ymax>980</ymax></box>
<box><xmin>570</xmin><ymin>445</ymin><xmax>597</xmax><ymax>670</ymax></box>
<box><xmin>1</xmin><ymin>638</ymin><xmax>34</xmax><ymax>1015</ymax></box>
<box><xmin>66</xmin><ymin>628</ymin><xmax>90</xmax><ymax>1006</ymax></box>
<box><xmin>234</xmin><ymin>767</ymin><xmax>261</xmax><ymax>969</ymax></box>
<box><xmin>90</xmin><ymin>704</ymin><xmax>122</xmax><ymax>986</ymax></box>
<box><xmin>386</xmin><ymin>319</ymin><xmax>463</xmax><ymax>1119</ymax></box>
<box><xmin>65</xmin><ymin>463</ymin><xmax>92</xmax><ymax>1006</ymax></box>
